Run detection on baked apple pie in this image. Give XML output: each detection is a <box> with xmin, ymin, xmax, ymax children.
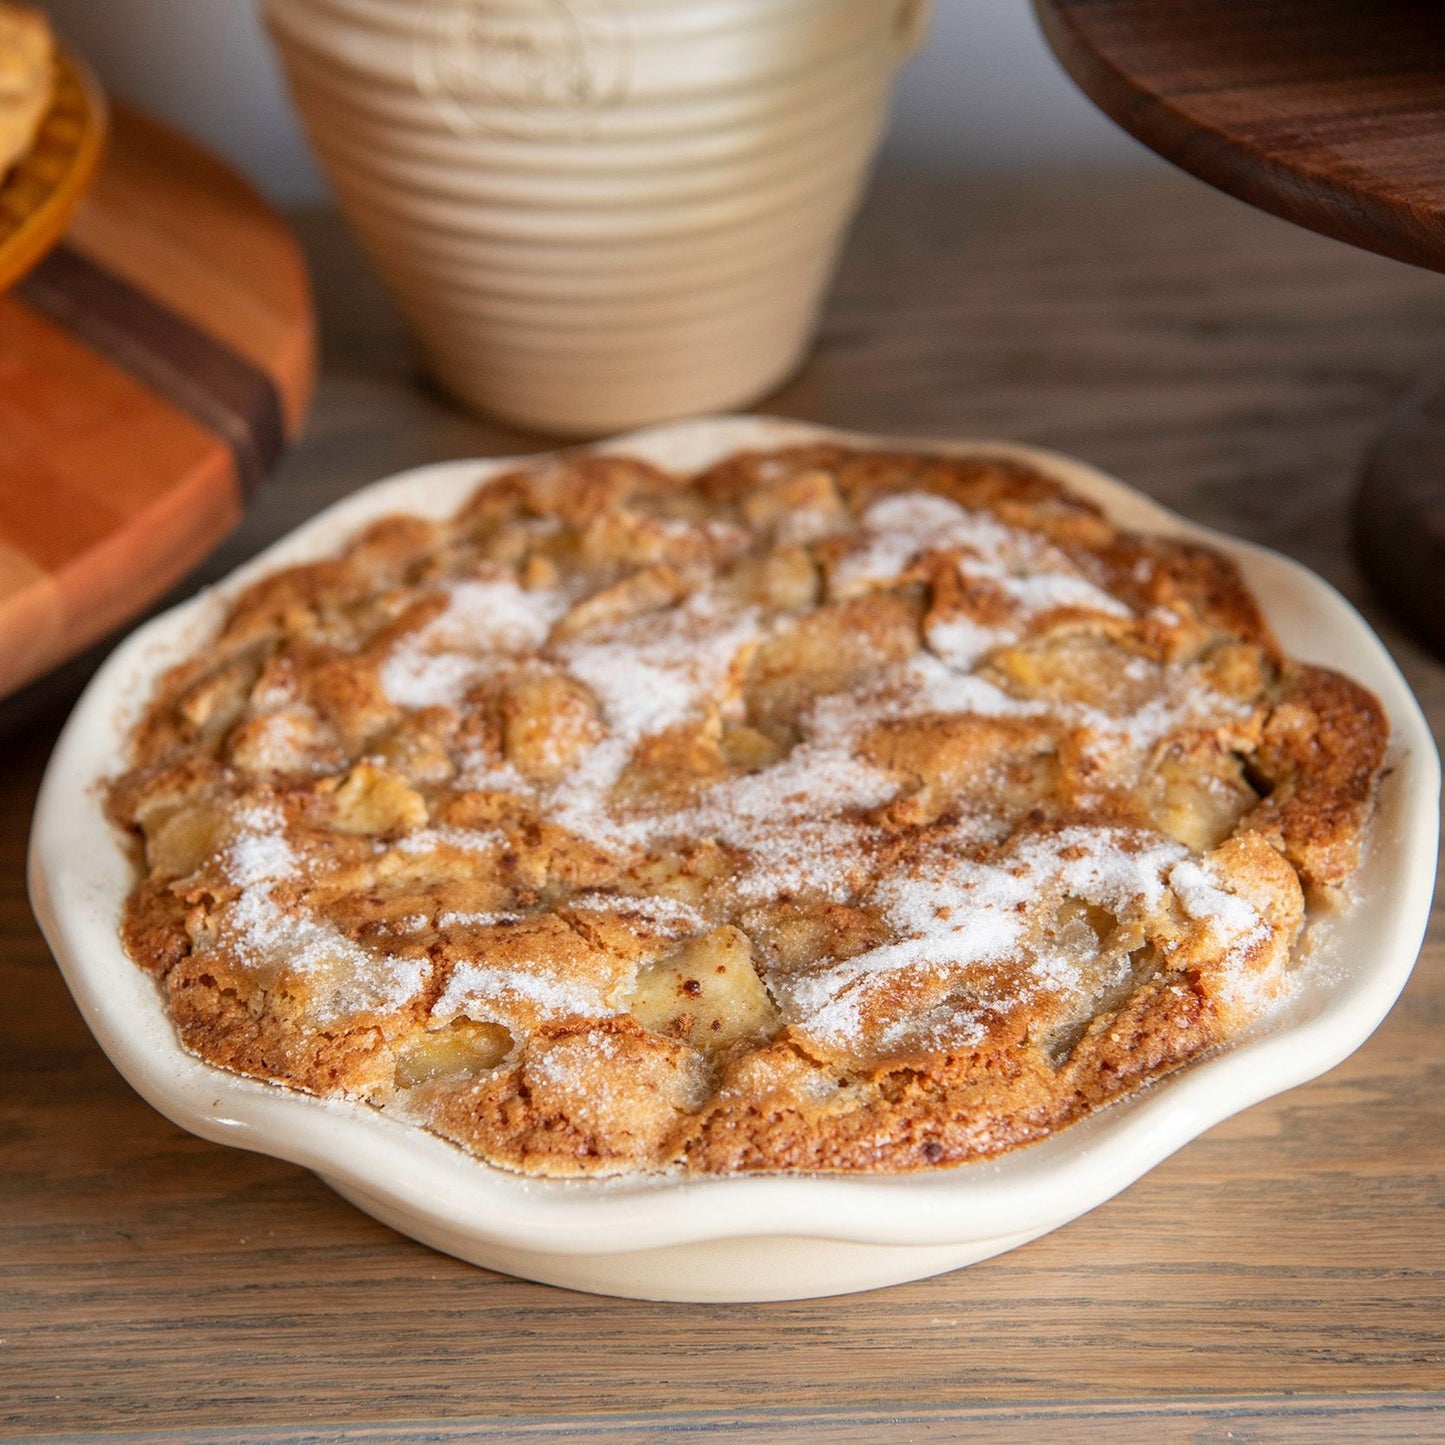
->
<box><xmin>108</xmin><ymin>444</ymin><xmax>1387</xmax><ymax>1175</ymax></box>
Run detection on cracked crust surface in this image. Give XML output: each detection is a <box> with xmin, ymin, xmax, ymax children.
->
<box><xmin>108</xmin><ymin>445</ymin><xmax>1388</xmax><ymax>1176</ymax></box>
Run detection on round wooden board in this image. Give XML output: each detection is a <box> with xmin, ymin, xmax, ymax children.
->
<box><xmin>0</xmin><ymin>106</ymin><xmax>314</xmax><ymax>701</ymax></box>
<box><xmin>1035</xmin><ymin>0</ymin><xmax>1445</xmax><ymax>655</ymax></box>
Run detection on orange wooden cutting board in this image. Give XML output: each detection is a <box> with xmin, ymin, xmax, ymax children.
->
<box><xmin>0</xmin><ymin>105</ymin><xmax>314</xmax><ymax>699</ymax></box>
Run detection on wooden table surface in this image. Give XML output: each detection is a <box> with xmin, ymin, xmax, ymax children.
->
<box><xmin>3</xmin><ymin>169</ymin><xmax>1443</xmax><ymax>1442</ymax></box>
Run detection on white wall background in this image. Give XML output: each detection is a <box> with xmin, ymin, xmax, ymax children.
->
<box><xmin>43</xmin><ymin>0</ymin><xmax>1153</xmax><ymax>202</ymax></box>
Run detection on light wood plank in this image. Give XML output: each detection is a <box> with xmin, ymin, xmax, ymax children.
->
<box><xmin>0</xmin><ymin>302</ymin><xmax>216</xmax><ymax>537</ymax></box>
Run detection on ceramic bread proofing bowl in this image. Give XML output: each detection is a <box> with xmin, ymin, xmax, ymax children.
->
<box><xmin>29</xmin><ymin>417</ymin><xmax>1439</xmax><ymax>1302</ymax></box>
<box><xmin>263</xmin><ymin>0</ymin><xmax>930</xmax><ymax>434</ymax></box>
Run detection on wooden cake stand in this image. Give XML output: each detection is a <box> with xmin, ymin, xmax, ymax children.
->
<box><xmin>0</xmin><ymin>106</ymin><xmax>313</xmax><ymax>703</ymax></box>
<box><xmin>1035</xmin><ymin>0</ymin><xmax>1445</xmax><ymax>655</ymax></box>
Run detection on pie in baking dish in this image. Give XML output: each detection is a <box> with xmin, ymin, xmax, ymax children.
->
<box><xmin>108</xmin><ymin>444</ymin><xmax>1387</xmax><ymax>1176</ymax></box>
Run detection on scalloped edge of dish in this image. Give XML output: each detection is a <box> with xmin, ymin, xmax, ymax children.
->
<box><xmin>28</xmin><ymin>415</ymin><xmax>1440</xmax><ymax>1300</ymax></box>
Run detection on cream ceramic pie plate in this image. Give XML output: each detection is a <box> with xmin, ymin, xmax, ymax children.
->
<box><xmin>28</xmin><ymin>417</ymin><xmax>1439</xmax><ymax>1301</ymax></box>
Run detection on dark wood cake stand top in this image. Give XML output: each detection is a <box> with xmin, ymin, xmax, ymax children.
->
<box><xmin>1035</xmin><ymin>0</ymin><xmax>1445</xmax><ymax>652</ymax></box>
<box><xmin>1035</xmin><ymin>0</ymin><xmax>1445</xmax><ymax>274</ymax></box>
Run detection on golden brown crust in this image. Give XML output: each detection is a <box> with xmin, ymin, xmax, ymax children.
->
<box><xmin>1246</xmin><ymin>664</ymin><xmax>1389</xmax><ymax>895</ymax></box>
<box><xmin>108</xmin><ymin>444</ymin><xmax>1387</xmax><ymax>1177</ymax></box>
<box><xmin>166</xmin><ymin>950</ymin><xmax>398</xmax><ymax>1098</ymax></box>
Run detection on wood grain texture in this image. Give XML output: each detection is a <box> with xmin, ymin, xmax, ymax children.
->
<box><xmin>3</xmin><ymin>172</ymin><xmax>1444</xmax><ymax>1439</ymax></box>
<box><xmin>65</xmin><ymin>109</ymin><xmax>314</xmax><ymax>435</ymax></box>
<box><xmin>0</xmin><ymin>107</ymin><xmax>313</xmax><ymax>704</ymax></box>
<box><xmin>1034</xmin><ymin>0</ymin><xmax>1445</xmax><ymax>275</ymax></box>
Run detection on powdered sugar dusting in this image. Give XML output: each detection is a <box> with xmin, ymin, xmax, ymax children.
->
<box><xmin>1170</xmin><ymin>858</ymin><xmax>1267</xmax><ymax>945</ymax></box>
<box><xmin>840</xmin><ymin>493</ymin><xmax>1128</xmax><ymax>619</ymax></box>
<box><xmin>832</xmin><ymin>493</ymin><xmax>1020</xmax><ymax>593</ymax></box>
<box><xmin>225</xmin><ymin>803</ymin><xmax>296</xmax><ymax>885</ymax></box>
<box><xmin>566</xmin><ymin>891</ymin><xmax>705</xmax><ymax>933</ymax></box>
<box><xmin>781</xmin><ymin>825</ymin><xmax>1191</xmax><ymax>1051</ymax></box>
<box><xmin>381</xmin><ymin>576</ymin><xmax>568</xmax><ymax>708</ymax></box>
<box><xmin>831</xmin><ymin>493</ymin><xmax>1131</xmax><ymax>672</ymax></box>
<box><xmin>546</xmin><ymin>594</ymin><xmax>763</xmax><ymax>844</ymax></box>
<box><xmin>193</xmin><ymin>476</ymin><xmax>1291</xmax><ymax>1072</ymax></box>
<box><xmin>361</xmin><ymin>492</ymin><xmax>1251</xmax><ymax>931</ymax></box>
<box><xmin>563</xmin><ymin>595</ymin><xmax>756</xmax><ymax>737</ymax></box>
<box><xmin>434</xmin><ymin>962</ymin><xmax>608</xmax><ymax>1024</ymax></box>
<box><xmin>393</xmin><ymin>826</ymin><xmax>507</xmax><ymax>856</ymax></box>
<box><xmin>925</xmin><ymin>613</ymin><xmax>1011</xmax><ymax>671</ymax></box>
<box><xmin>219</xmin><ymin>801</ymin><xmax>428</xmax><ymax>1025</ymax></box>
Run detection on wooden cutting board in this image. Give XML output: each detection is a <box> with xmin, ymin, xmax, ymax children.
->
<box><xmin>0</xmin><ymin>105</ymin><xmax>314</xmax><ymax>700</ymax></box>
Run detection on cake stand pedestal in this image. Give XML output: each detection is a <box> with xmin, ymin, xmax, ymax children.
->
<box><xmin>1036</xmin><ymin>0</ymin><xmax>1445</xmax><ymax>654</ymax></box>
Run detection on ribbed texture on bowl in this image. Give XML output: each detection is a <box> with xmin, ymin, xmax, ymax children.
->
<box><xmin>264</xmin><ymin>0</ymin><xmax>926</xmax><ymax>433</ymax></box>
